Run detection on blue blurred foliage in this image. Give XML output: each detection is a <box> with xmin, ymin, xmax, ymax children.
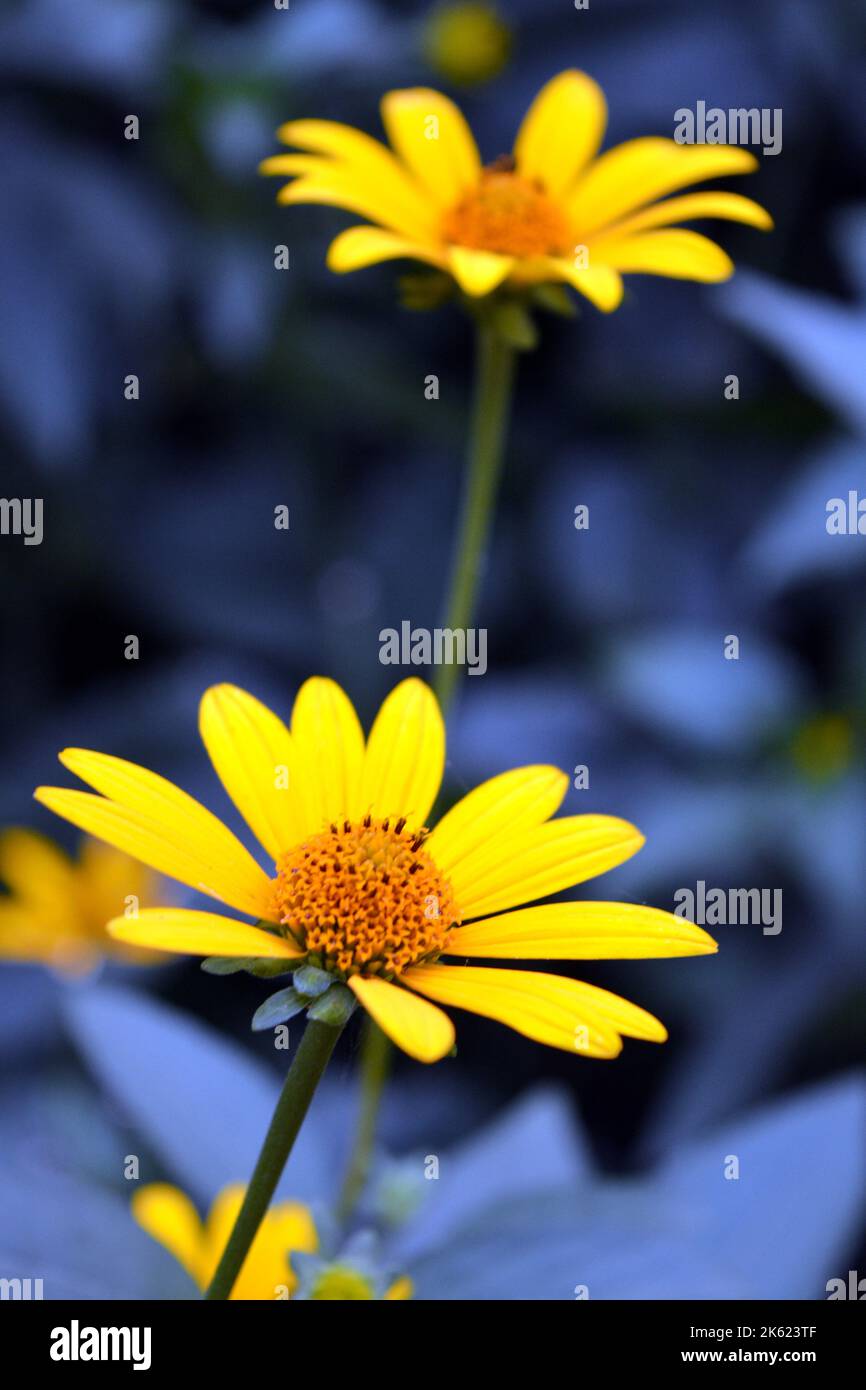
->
<box><xmin>1</xmin><ymin>0</ymin><xmax>865</xmax><ymax>1297</ymax></box>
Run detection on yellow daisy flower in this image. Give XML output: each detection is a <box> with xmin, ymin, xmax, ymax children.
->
<box><xmin>260</xmin><ymin>69</ymin><xmax>772</xmax><ymax>310</ymax></box>
<box><xmin>132</xmin><ymin>1182</ymin><xmax>411</xmax><ymax>1300</ymax></box>
<box><xmin>0</xmin><ymin>829</ymin><xmax>163</xmax><ymax>975</ymax></box>
<box><xmin>35</xmin><ymin>678</ymin><xmax>715</xmax><ymax>1062</ymax></box>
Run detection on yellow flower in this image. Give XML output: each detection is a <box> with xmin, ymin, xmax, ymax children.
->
<box><xmin>35</xmin><ymin>678</ymin><xmax>716</xmax><ymax>1062</ymax></box>
<box><xmin>422</xmin><ymin>3</ymin><xmax>511</xmax><ymax>87</ymax></box>
<box><xmin>0</xmin><ymin>829</ymin><xmax>163</xmax><ymax>975</ymax></box>
<box><xmin>260</xmin><ymin>69</ymin><xmax>772</xmax><ymax>309</ymax></box>
<box><xmin>132</xmin><ymin>1183</ymin><xmax>316</xmax><ymax>1300</ymax></box>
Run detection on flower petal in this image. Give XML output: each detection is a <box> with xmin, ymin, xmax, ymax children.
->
<box><xmin>34</xmin><ymin>787</ymin><xmax>273</xmax><ymax>920</ymax></box>
<box><xmin>0</xmin><ymin>827</ymin><xmax>76</xmax><ymax>912</ymax></box>
<box><xmin>426</xmin><ymin>765</ymin><xmax>568</xmax><ymax>877</ymax></box>
<box><xmin>447</xmin><ymin>246</ymin><xmax>515</xmax><ymax>296</ymax></box>
<box><xmin>451</xmin><ymin>815</ymin><xmax>644</xmax><ymax>920</ymax></box>
<box><xmin>447</xmin><ymin>901</ymin><xmax>718</xmax><ymax>959</ymax></box>
<box><xmin>513</xmin><ymin>69</ymin><xmax>607</xmax><ymax>196</ymax></box>
<box><xmin>403</xmin><ymin>963</ymin><xmax>624</xmax><ymax>1057</ymax></box>
<box><xmin>593</xmin><ymin>229</ymin><xmax>734</xmax><ymax>281</ymax></box>
<box><xmin>107</xmin><ymin>908</ymin><xmax>301</xmax><ymax>959</ymax></box>
<box><xmin>132</xmin><ymin>1184</ymin><xmax>205</xmax><ymax>1286</ymax></box>
<box><xmin>600</xmin><ymin>190</ymin><xmax>773</xmax><ymax>238</ymax></box>
<box><xmin>348</xmin><ymin>974</ymin><xmax>455</xmax><ymax>1063</ymax></box>
<box><xmin>290</xmin><ymin>677</ymin><xmax>366</xmax><ymax>830</ymax></box>
<box><xmin>567</xmin><ymin>137</ymin><xmax>759</xmax><ymax>238</ymax></box>
<box><xmin>544</xmin><ymin>256</ymin><xmax>624</xmax><ymax>311</ymax></box>
<box><xmin>203</xmin><ymin>1185</ymin><xmax>316</xmax><ymax>1299</ymax></box>
<box><xmin>361</xmin><ymin>679</ymin><xmax>444</xmax><ymax>827</ymax></box>
<box><xmin>381</xmin><ymin>87</ymin><xmax>481</xmax><ymax>208</ymax></box>
<box><xmin>327</xmin><ymin>226</ymin><xmax>445</xmax><ymax>273</ymax></box>
<box><xmin>199</xmin><ymin>684</ymin><xmax>307</xmax><ymax>862</ymax></box>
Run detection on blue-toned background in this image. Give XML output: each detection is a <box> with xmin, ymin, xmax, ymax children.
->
<box><xmin>1</xmin><ymin>0</ymin><xmax>865</xmax><ymax>1299</ymax></box>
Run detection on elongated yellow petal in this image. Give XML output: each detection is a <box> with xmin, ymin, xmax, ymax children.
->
<box><xmin>426</xmin><ymin>766</ymin><xmax>568</xmax><ymax>876</ymax></box>
<box><xmin>203</xmin><ymin>1185</ymin><xmax>316</xmax><ymax>1299</ymax></box>
<box><xmin>600</xmin><ymin>190</ymin><xmax>773</xmax><ymax>239</ymax></box>
<box><xmin>544</xmin><ymin>256</ymin><xmax>624</xmax><ymax>311</ymax></box>
<box><xmin>49</xmin><ymin>749</ymin><xmax>273</xmax><ymax>915</ymax></box>
<box><xmin>34</xmin><ymin>788</ymin><xmax>273</xmax><ymax>919</ymax></box>
<box><xmin>327</xmin><ymin>226</ymin><xmax>445</xmax><ymax>273</ymax></box>
<box><xmin>451</xmin><ymin>815</ymin><xmax>644</xmax><ymax>920</ymax></box>
<box><xmin>514</xmin><ymin>70</ymin><xmax>607</xmax><ymax>197</ymax></box>
<box><xmin>593</xmin><ymin>229</ymin><xmax>734</xmax><ymax>281</ymax></box>
<box><xmin>274</xmin><ymin>119</ymin><xmax>438</xmax><ymax>239</ymax></box>
<box><xmin>361</xmin><ymin>679</ymin><xmax>444</xmax><ymax>827</ymax></box>
<box><xmin>381</xmin><ymin>88</ymin><xmax>481</xmax><ymax>208</ymax></box>
<box><xmin>199</xmin><ymin>684</ymin><xmax>306</xmax><ymax>862</ymax></box>
<box><xmin>289</xmin><ymin>677</ymin><xmax>366</xmax><ymax>831</ymax></box>
<box><xmin>349</xmin><ymin>974</ymin><xmax>455</xmax><ymax>1063</ymax></box>
<box><xmin>568</xmin><ymin>137</ymin><xmax>759</xmax><ymax>237</ymax></box>
<box><xmin>404</xmin><ymin>963</ymin><xmax>624</xmax><ymax>1057</ymax></box>
<box><xmin>132</xmin><ymin>1184</ymin><xmax>206</xmax><ymax>1287</ymax></box>
<box><xmin>0</xmin><ymin>827</ymin><xmax>76</xmax><ymax>912</ymax></box>
<box><xmin>384</xmin><ymin>1276</ymin><xmax>414</xmax><ymax>1300</ymax></box>
<box><xmin>565</xmin><ymin>976</ymin><xmax>668</xmax><ymax>1042</ymax></box>
<box><xmin>447</xmin><ymin>902</ymin><xmax>718</xmax><ymax>959</ymax></box>
<box><xmin>447</xmin><ymin>245</ymin><xmax>514</xmax><ymax>296</ymax></box>
<box><xmin>258</xmin><ymin>154</ymin><xmax>324</xmax><ymax>177</ymax></box>
<box><xmin>107</xmin><ymin>908</ymin><xmax>300</xmax><ymax>959</ymax></box>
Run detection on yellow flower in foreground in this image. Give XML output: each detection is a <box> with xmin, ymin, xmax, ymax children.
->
<box><xmin>35</xmin><ymin>678</ymin><xmax>716</xmax><ymax>1062</ymax></box>
<box><xmin>422</xmin><ymin>3</ymin><xmax>511</xmax><ymax>88</ymax></box>
<box><xmin>132</xmin><ymin>1183</ymin><xmax>411</xmax><ymax>1300</ymax></box>
<box><xmin>132</xmin><ymin>1183</ymin><xmax>315</xmax><ymax>1300</ymax></box>
<box><xmin>260</xmin><ymin>69</ymin><xmax>772</xmax><ymax>309</ymax></box>
<box><xmin>0</xmin><ymin>829</ymin><xmax>162</xmax><ymax>974</ymax></box>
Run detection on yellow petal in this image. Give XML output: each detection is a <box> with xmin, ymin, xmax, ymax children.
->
<box><xmin>77</xmin><ymin>837</ymin><xmax>159</xmax><ymax>932</ymax></box>
<box><xmin>34</xmin><ymin>787</ymin><xmax>272</xmax><ymax>920</ymax></box>
<box><xmin>348</xmin><ymin>975</ymin><xmax>455</xmax><ymax>1063</ymax></box>
<box><xmin>0</xmin><ymin>827</ymin><xmax>76</xmax><ymax>912</ymax></box>
<box><xmin>132</xmin><ymin>1184</ymin><xmax>206</xmax><ymax>1287</ymax></box>
<box><xmin>543</xmin><ymin>256</ymin><xmax>624</xmax><ymax>311</ymax></box>
<box><xmin>361</xmin><ymin>679</ymin><xmax>444</xmax><ymax>827</ymax></box>
<box><xmin>593</xmin><ymin>229</ymin><xmax>734</xmax><ymax>281</ymax></box>
<box><xmin>447</xmin><ymin>245</ymin><xmax>515</xmax><ymax>296</ymax></box>
<box><xmin>513</xmin><ymin>70</ymin><xmax>607</xmax><ymax>196</ymax></box>
<box><xmin>568</xmin><ymin>137</ymin><xmax>759</xmax><ymax>237</ymax></box>
<box><xmin>381</xmin><ymin>87</ymin><xmax>481</xmax><ymax>208</ymax></box>
<box><xmin>107</xmin><ymin>908</ymin><xmax>300</xmax><ymax>959</ymax></box>
<box><xmin>199</xmin><ymin>684</ymin><xmax>307</xmax><ymax>862</ymax></box>
<box><xmin>258</xmin><ymin>154</ymin><xmax>325</xmax><ymax>177</ymax></box>
<box><xmin>327</xmin><ymin>226</ymin><xmax>445</xmax><ymax>273</ymax></box>
<box><xmin>274</xmin><ymin>119</ymin><xmax>437</xmax><ymax>240</ymax></box>
<box><xmin>289</xmin><ymin>677</ymin><xmax>366</xmax><ymax>831</ymax></box>
<box><xmin>426</xmin><ymin>765</ymin><xmax>568</xmax><ymax>877</ymax></box>
<box><xmin>404</xmin><ymin>963</ymin><xmax>624</xmax><ymax>1057</ymax></box>
<box><xmin>451</xmin><ymin>815</ymin><xmax>644</xmax><ymax>920</ymax></box>
<box><xmin>384</xmin><ymin>1275</ymin><xmax>414</xmax><ymax>1300</ymax></box>
<box><xmin>203</xmin><ymin>1185</ymin><xmax>316</xmax><ymax>1300</ymax></box>
<box><xmin>447</xmin><ymin>901</ymin><xmax>718</xmax><ymax>959</ymax></box>
<box><xmin>600</xmin><ymin>190</ymin><xmax>773</xmax><ymax>238</ymax></box>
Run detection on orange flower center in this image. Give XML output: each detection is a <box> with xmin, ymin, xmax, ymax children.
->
<box><xmin>273</xmin><ymin>816</ymin><xmax>459</xmax><ymax>979</ymax></box>
<box><xmin>443</xmin><ymin>162</ymin><xmax>570</xmax><ymax>259</ymax></box>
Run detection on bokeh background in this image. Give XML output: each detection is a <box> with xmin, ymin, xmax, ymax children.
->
<box><xmin>2</xmin><ymin>0</ymin><xmax>865</xmax><ymax>1299</ymax></box>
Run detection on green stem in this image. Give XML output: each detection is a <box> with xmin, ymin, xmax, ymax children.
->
<box><xmin>433</xmin><ymin>318</ymin><xmax>517</xmax><ymax>711</ymax></box>
<box><xmin>204</xmin><ymin>1017</ymin><xmax>343</xmax><ymax>1300</ymax></box>
<box><xmin>338</xmin><ymin>320</ymin><xmax>519</xmax><ymax>1226</ymax></box>
<box><xmin>335</xmin><ymin>1016</ymin><xmax>392</xmax><ymax>1222</ymax></box>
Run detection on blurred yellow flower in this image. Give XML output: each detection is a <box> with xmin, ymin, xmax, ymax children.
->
<box><xmin>790</xmin><ymin>713</ymin><xmax>854</xmax><ymax>784</ymax></box>
<box><xmin>260</xmin><ymin>69</ymin><xmax>771</xmax><ymax>309</ymax></box>
<box><xmin>0</xmin><ymin>830</ymin><xmax>163</xmax><ymax>974</ymax></box>
<box><xmin>36</xmin><ymin>677</ymin><xmax>716</xmax><ymax>1061</ymax></box>
<box><xmin>422</xmin><ymin>3</ymin><xmax>511</xmax><ymax>87</ymax></box>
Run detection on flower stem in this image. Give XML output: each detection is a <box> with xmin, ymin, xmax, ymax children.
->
<box><xmin>335</xmin><ymin>1015</ymin><xmax>392</xmax><ymax>1222</ymax></box>
<box><xmin>433</xmin><ymin>318</ymin><xmax>517</xmax><ymax>711</ymax></box>
<box><xmin>338</xmin><ymin>320</ymin><xmax>519</xmax><ymax>1225</ymax></box>
<box><xmin>204</xmin><ymin>1017</ymin><xmax>344</xmax><ymax>1300</ymax></box>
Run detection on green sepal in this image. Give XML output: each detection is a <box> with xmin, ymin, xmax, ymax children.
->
<box><xmin>397</xmin><ymin>271</ymin><xmax>453</xmax><ymax>311</ymax></box>
<box><xmin>251</xmin><ymin>987</ymin><xmax>308</xmax><ymax>1033</ymax></box>
<box><xmin>307</xmin><ymin>983</ymin><xmax>357</xmax><ymax>1028</ymax></box>
<box><xmin>201</xmin><ymin>956</ymin><xmax>295</xmax><ymax>979</ymax></box>
<box><xmin>531</xmin><ymin>283</ymin><xmax>578</xmax><ymax>318</ymax></box>
<box><xmin>293</xmin><ymin>964</ymin><xmax>335</xmax><ymax>998</ymax></box>
<box><xmin>489</xmin><ymin>300</ymin><xmax>539</xmax><ymax>351</ymax></box>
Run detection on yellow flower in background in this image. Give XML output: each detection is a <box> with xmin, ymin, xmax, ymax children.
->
<box><xmin>260</xmin><ymin>69</ymin><xmax>771</xmax><ymax>310</ymax></box>
<box><xmin>0</xmin><ymin>830</ymin><xmax>163</xmax><ymax>974</ymax></box>
<box><xmin>132</xmin><ymin>1183</ymin><xmax>316</xmax><ymax>1300</ymax></box>
<box><xmin>422</xmin><ymin>3</ymin><xmax>511</xmax><ymax>87</ymax></box>
<box><xmin>36</xmin><ymin>678</ymin><xmax>716</xmax><ymax>1062</ymax></box>
<box><xmin>132</xmin><ymin>1183</ymin><xmax>411</xmax><ymax>1300</ymax></box>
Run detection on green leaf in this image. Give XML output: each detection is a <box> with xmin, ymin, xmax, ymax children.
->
<box><xmin>293</xmin><ymin>965</ymin><xmax>335</xmax><ymax>998</ymax></box>
<box><xmin>490</xmin><ymin>301</ymin><xmax>539</xmax><ymax>351</ymax></box>
<box><xmin>307</xmin><ymin>983</ymin><xmax>357</xmax><ymax>1027</ymax></box>
<box><xmin>251</xmin><ymin>988</ymin><xmax>307</xmax><ymax>1033</ymax></box>
<box><xmin>532</xmin><ymin>283</ymin><xmax>577</xmax><ymax>318</ymax></box>
<box><xmin>246</xmin><ymin>959</ymin><xmax>298</xmax><ymax>979</ymax></box>
<box><xmin>201</xmin><ymin>956</ymin><xmax>295</xmax><ymax>979</ymax></box>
